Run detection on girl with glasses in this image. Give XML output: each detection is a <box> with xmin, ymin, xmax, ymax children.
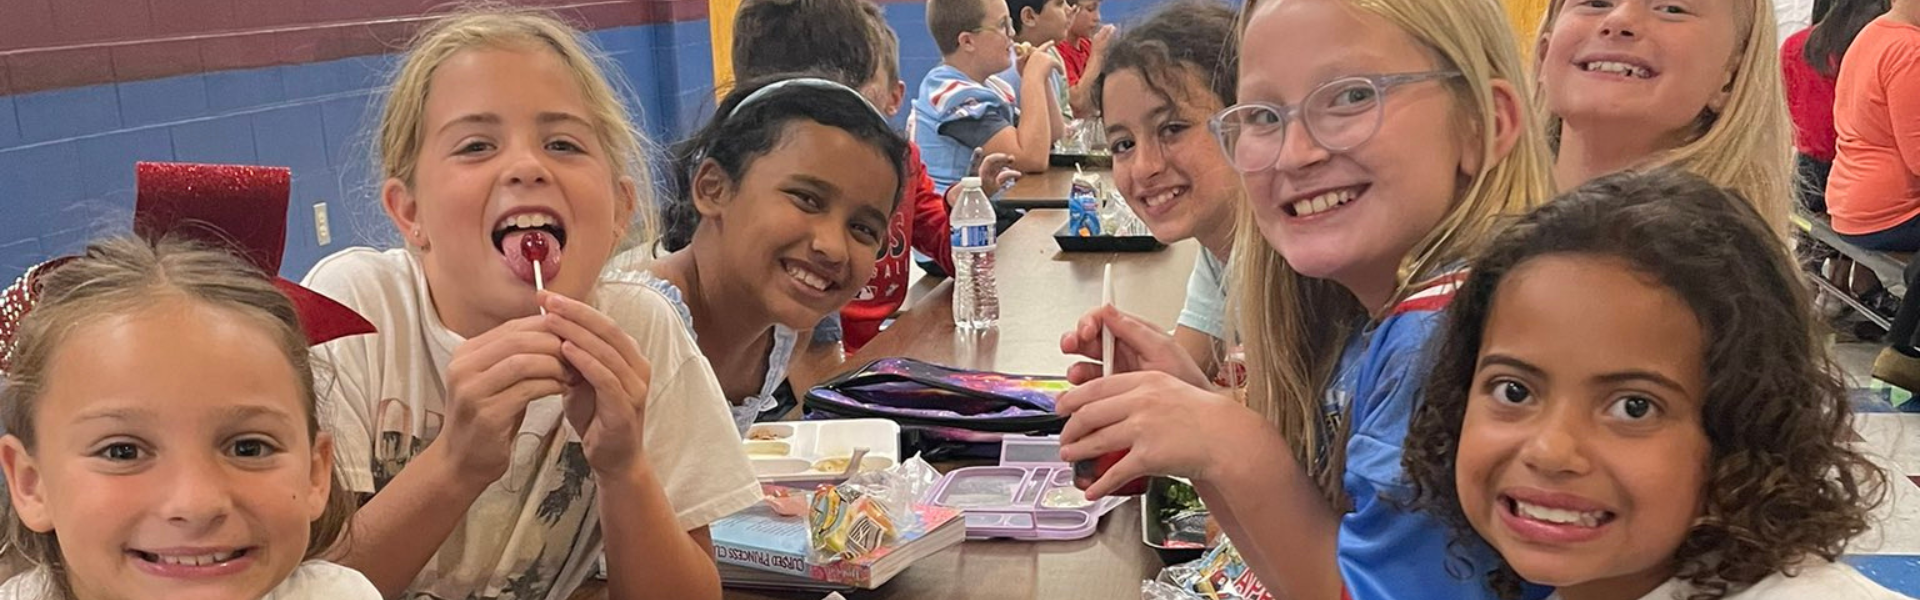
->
<box><xmin>1057</xmin><ymin>0</ymin><xmax>1554</xmax><ymax>597</ymax></box>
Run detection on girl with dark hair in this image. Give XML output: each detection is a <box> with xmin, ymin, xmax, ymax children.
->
<box><xmin>1089</xmin><ymin>0</ymin><xmax>1243</xmax><ymax>382</ymax></box>
<box><xmin>1404</xmin><ymin>169</ymin><xmax>1895</xmax><ymax>600</ymax></box>
<box><xmin>614</xmin><ymin>75</ymin><xmax>909</xmax><ymax>433</ymax></box>
<box><xmin>1783</xmin><ymin>0</ymin><xmax>1889</xmax><ymax>213</ymax></box>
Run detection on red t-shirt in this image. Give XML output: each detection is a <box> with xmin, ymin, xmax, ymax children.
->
<box><xmin>1056</xmin><ymin>37</ymin><xmax>1094</xmax><ymax>86</ymax></box>
<box><xmin>840</xmin><ymin>143</ymin><xmax>954</xmax><ymax>351</ymax></box>
<box><xmin>1782</xmin><ymin>27</ymin><xmax>1840</xmax><ymax>162</ymax></box>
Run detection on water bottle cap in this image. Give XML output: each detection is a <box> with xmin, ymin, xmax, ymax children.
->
<box><xmin>960</xmin><ymin>176</ymin><xmax>983</xmax><ymax>189</ymax></box>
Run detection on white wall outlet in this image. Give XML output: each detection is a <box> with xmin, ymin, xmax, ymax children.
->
<box><xmin>313</xmin><ymin>202</ymin><xmax>332</xmax><ymax>246</ymax></box>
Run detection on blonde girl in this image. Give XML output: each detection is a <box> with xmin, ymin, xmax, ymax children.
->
<box><xmin>301</xmin><ymin>8</ymin><xmax>759</xmax><ymax>599</ymax></box>
<box><xmin>1056</xmin><ymin>0</ymin><xmax>1553</xmax><ymax>598</ymax></box>
<box><xmin>0</xmin><ymin>236</ymin><xmax>375</xmax><ymax>600</ymax></box>
<box><xmin>1534</xmin><ymin>0</ymin><xmax>1794</xmax><ymax>232</ymax></box>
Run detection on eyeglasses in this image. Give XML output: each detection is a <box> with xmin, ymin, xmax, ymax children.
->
<box><xmin>973</xmin><ymin>17</ymin><xmax>1014</xmax><ymax>37</ymax></box>
<box><xmin>1207</xmin><ymin>71</ymin><xmax>1463</xmax><ymax>173</ymax></box>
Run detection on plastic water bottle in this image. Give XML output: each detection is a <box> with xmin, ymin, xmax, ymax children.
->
<box><xmin>950</xmin><ymin>177</ymin><xmax>999</xmax><ymax>330</ymax></box>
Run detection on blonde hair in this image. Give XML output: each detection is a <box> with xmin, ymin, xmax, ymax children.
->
<box><xmin>0</xmin><ymin>236</ymin><xmax>356</xmax><ymax>597</ymax></box>
<box><xmin>377</xmin><ymin>5</ymin><xmax>658</xmax><ymax>245</ymax></box>
<box><xmin>1535</xmin><ymin>0</ymin><xmax>1792</xmax><ymax>234</ymax></box>
<box><xmin>1229</xmin><ymin>0</ymin><xmax>1554</xmax><ymax>506</ymax></box>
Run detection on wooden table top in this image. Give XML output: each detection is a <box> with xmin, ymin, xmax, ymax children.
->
<box><xmin>575</xmin><ymin>210</ymin><xmax>1199</xmax><ymax>600</ymax></box>
<box><xmin>791</xmin><ymin>209</ymin><xmax>1198</xmax><ymax>389</ymax></box>
<box><xmin>1000</xmin><ymin>168</ymin><xmax>1112</xmax><ymax>211</ymax></box>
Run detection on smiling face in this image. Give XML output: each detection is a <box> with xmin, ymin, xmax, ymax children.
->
<box><xmin>1456</xmin><ymin>254</ymin><xmax>1711</xmax><ymax>599</ymax></box>
<box><xmin>689</xmin><ymin>121</ymin><xmax>899</xmax><ymax>330</ymax></box>
<box><xmin>1236</xmin><ymin>0</ymin><xmax>1477</xmax><ymax>306</ymax></box>
<box><xmin>384</xmin><ymin>46</ymin><xmax>636</xmax><ymax>337</ymax></box>
<box><xmin>1104</xmin><ymin>67</ymin><xmax>1239</xmax><ymax>250</ymax></box>
<box><xmin>0</xmin><ymin>300</ymin><xmax>333</xmax><ymax>600</ymax></box>
<box><xmin>1538</xmin><ymin>0</ymin><xmax>1743</xmax><ymax>142</ymax></box>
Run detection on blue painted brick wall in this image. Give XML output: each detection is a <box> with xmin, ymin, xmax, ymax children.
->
<box><xmin>0</xmin><ymin>1</ymin><xmax>1153</xmax><ymax>284</ymax></box>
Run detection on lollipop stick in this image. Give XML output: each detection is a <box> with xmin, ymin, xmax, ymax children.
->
<box><xmin>1101</xmin><ymin>263</ymin><xmax>1114</xmax><ymax>378</ymax></box>
<box><xmin>533</xmin><ymin>262</ymin><xmax>547</xmax><ymax>316</ymax></box>
<box><xmin>521</xmin><ymin>234</ymin><xmax>552</xmax><ymax>316</ymax></box>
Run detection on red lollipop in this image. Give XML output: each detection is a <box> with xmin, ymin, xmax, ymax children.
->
<box><xmin>521</xmin><ymin>234</ymin><xmax>550</xmax><ymax>262</ymax></box>
<box><xmin>522</xmin><ymin>234</ymin><xmax>551</xmax><ymax>314</ymax></box>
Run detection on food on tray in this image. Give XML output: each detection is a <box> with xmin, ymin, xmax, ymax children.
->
<box><xmin>1154</xmin><ymin>478</ymin><xmax>1221</xmax><ymax>549</ymax></box>
<box><xmin>746</xmin><ymin>426</ymin><xmax>788</xmax><ymax>441</ymax></box>
<box><xmin>1041</xmin><ymin>486</ymin><xmax>1094</xmax><ymax>509</ymax></box>
<box><xmin>744</xmin><ymin>441</ymin><xmax>791</xmax><ymax>457</ymax></box>
<box><xmin>813</xmin><ymin>456</ymin><xmax>891</xmax><ymax>474</ymax></box>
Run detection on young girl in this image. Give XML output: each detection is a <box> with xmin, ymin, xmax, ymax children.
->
<box><xmin>1535</xmin><ymin>0</ymin><xmax>1794</xmax><ymax>232</ymax></box>
<box><xmin>615</xmin><ymin>75</ymin><xmax>908</xmax><ymax>433</ymax></box>
<box><xmin>300</xmin><ymin>9</ymin><xmax>760</xmax><ymax>599</ymax></box>
<box><xmin>1404</xmin><ymin>168</ymin><xmax>1900</xmax><ymax>599</ymax></box>
<box><xmin>1092</xmin><ymin>0</ymin><xmax>1244</xmax><ymax>382</ymax></box>
<box><xmin>1056</xmin><ymin>0</ymin><xmax>1554</xmax><ymax>598</ymax></box>
<box><xmin>0</xmin><ymin>236</ymin><xmax>377</xmax><ymax>599</ymax></box>
<box><xmin>1784</xmin><ymin>0</ymin><xmax>1888</xmax><ymax>214</ymax></box>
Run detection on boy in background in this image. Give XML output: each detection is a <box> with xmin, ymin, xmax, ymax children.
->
<box><xmin>914</xmin><ymin>0</ymin><xmax>1064</xmax><ymax>193</ymax></box>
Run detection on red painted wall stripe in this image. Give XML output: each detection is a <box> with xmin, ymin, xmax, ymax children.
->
<box><xmin>0</xmin><ymin>0</ymin><xmax>709</xmax><ymax>95</ymax></box>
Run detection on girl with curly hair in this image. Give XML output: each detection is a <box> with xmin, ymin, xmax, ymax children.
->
<box><xmin>1403</xmin><ymin>168</ymin><xmax>1899</xmax><ymax>600</ymax></box>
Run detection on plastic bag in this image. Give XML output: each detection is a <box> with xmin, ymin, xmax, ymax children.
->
<box><xmin>805</xmin><ymin>456</ymin><xmax>942</xmax><ymax>562</ymax></box>
<box><xmin>1145</xmin><ymin>541</ymin><xmax>1274</xmax><ymax>600</ymax></box>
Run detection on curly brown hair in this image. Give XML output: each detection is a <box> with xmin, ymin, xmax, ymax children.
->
<box><xmin>1402</xmin><ymin>168</ymin><xmax>1887</xmax><ymax>599</ymax></box>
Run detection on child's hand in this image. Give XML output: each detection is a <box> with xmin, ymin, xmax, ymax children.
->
<box><xmin>976</xmin><ymin>152</ymin><xmax>1020</xmax><ymax>197</ymax></box>
<box><xmin>1023</xmin><ymin>42</ymin><xmax>1061</xmax><ymax>77</ymax></box>
<box><xmin>1091</xmin><ymin>25</ymin><xmax>1117</xmax><ymax>55</ymax></box>
<box><xmin>1056</xmin><ymin>370</ymin><xmax>1273</xmax><ymax>498</ymax></box>
<box><xmin>539</xmin><ymin>291</ymin><xmax>654</xmax><ymax>475</ymax></box>
<box><xmin>1060</xmin><ymin>304</ymin><xmax>1211</xmax><ymax>388</ymax></box>
<box><xmin>443</xmin><ymin>315</ymin><xmax>573</xmax><ymax>484</ymax></box>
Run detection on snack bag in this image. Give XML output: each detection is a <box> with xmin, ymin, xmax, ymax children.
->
<box><xmin>808</xmin><ymin>483</ymin><xmax>897</xmax><ymax>562</ymax></box>
<box><xmin>1154</xmin><ymin>541</ymin><xmax>1275</xmax><ymax>600</ymax></box>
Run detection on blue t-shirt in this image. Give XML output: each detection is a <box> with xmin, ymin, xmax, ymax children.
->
<box><xmin>1323</xmin><ymin>270</ymin><xmax>1516</xmax><ymax>600</ymax></box>
<box><xmin>911</xmin><ymin>64</ymin><xmax>1020</xmax><ymax>193</ymax></box>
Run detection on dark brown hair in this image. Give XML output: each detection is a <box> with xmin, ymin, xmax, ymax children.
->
<box><xmin>1403</xmin><ymin>168</ymin><xmax>1887</xmax><ymax>599</ymax></box>
<box><xmin>0</xmin><ymin>236</ymin><xmax>357</xmax><ymax>596</ymax></box>
<box><xmin>732</xmin><ymin>0</ymin><xmax>879</xmax><ymax>86</ymax></box>
<box><xmin>1803</xmin><ymin>0</ymin><xmax>1888</xmax><ymax>77</ymax></box>
<box><xmin>1091</xmin><ymin>0</ymin><xmax>1238</xmax><ymax>115</ymax></box>
<box><xmin>661</xmin><ymin>75</ymin><xmax>910</xmax><ymax>253</ymax></box>
<box><xmin>862</xmin><ymin>1</ymin><xmax>901</xmax><ymax>84</ymax></box>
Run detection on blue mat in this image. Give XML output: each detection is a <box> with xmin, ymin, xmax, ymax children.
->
<box><xmin>1845</xmin><ymin>555</ymin><xmax>1920</xmax><ymax>596</ymax></box>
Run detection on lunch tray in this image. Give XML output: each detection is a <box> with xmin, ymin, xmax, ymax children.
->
<box><xmin>924</xmin><ymin>435</ymin><xmax>1128</xmax><ymax>541</ymax></box>
<box><xmin>1054</xmin><ymin>221</ymin><xmax>1166</xmax><ymax>253</ymax></box>
<box><xmin>743</xmin><ymin>419</ymin><xmax>901</xmax><ymax>486</ymax></box>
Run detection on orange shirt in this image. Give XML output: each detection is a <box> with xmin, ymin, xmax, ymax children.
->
<box><xmin>1828</xmin><ymin>17</ymin><xmax>1920</xmax><ymax>235</ymax></box>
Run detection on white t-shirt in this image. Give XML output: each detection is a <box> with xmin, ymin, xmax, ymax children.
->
<box><xmin>1549</xmin><ymin>560</ymin><xmax>1912</xmax><ymax>600</ymax></box>
<box><xmin>607</xmin><ymin>269</ymin><xmax>797</xmax><ymax>435</ymax></box>
<box><xmin>303</xmin><ymin>248</ymin><xmax>761</xmax><ymax>600</ymax></box>
<box><xmin>0</xmin><ymin>560</ymin><xmax>379</xmax><ymax>599</ymax></box>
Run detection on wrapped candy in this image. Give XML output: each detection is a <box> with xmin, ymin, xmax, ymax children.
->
<box><xmin>808</xmin><ymin>483</ymin><xmax>896</xmax><ymax>562</ymax></box>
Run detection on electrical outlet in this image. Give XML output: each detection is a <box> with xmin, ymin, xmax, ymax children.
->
<box><xmin>313</xmin><ymin>202</ymin><xmax>332</xmax><ymax>246</ymax></box>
